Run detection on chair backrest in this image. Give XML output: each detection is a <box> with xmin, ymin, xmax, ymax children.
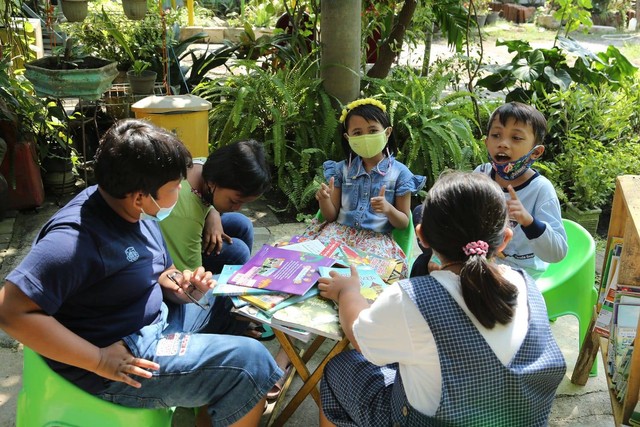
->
<box><xmin>536</xmin><ymin>219</ymin><xmax>595</xmax><ymax>291</ymax></box>
<box><xmin>315</xmin><ymin>210</ymin><xmax>414</xmax><ymax>259</ymax></box>
<box><xmin>17</xmin><ymin>347</ymin><xmax>174</xmax><ymax>427</ymax></box>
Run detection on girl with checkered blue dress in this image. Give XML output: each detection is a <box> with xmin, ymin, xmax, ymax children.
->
<box><xmin>303</xmin><ymin>98</ymin><xmax>426</xmax><ymax>278</ymax></box>
<box><xmin>317</xmin><ymin>171</ymin><xmax>566</xmax><ymax>426</ymax></box>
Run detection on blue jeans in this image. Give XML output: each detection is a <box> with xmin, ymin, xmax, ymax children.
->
<box><xmin>203</xmin><ymin>212</ymin><xmax>253</xmax><ymax>274</ymax></box>
<box><xmin>98</xmin><ymin>293</ymin><xmax>283</xmax><ymax>425</ymax></box>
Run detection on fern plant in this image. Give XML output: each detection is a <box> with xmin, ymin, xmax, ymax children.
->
<box><xmin>363</xmin><ymin>64</ymin><xmax>484</xmax><ymax>189</ymax></box>
<box><xmin>195</xmin><ymin>56</ymin><xmax>339</xmax><ymax>213</ymax></box>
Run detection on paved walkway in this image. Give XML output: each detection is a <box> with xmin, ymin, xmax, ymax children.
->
<box><xmin>0</xmin><ymin>193</ymin><xmax>615</xmax><ymax>426</ymax></box>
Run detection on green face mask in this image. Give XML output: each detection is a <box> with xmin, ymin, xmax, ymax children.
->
<box><xmin>347</xmin><ymin>129</ymin><xmax>388</xmax><ymax>159</ymax></box>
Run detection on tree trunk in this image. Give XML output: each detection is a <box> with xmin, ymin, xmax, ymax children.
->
<box><xmin>421</xmin><ymin>20</ymin><xmax>435</xmax><ymax>76</ymax></box>
<box><xmin>367</xmin><ymin>0</ymin><xmax>418</xmax><ymax>79</ymax></box>
<box><xmin>320</xmin><ymin>0</ymin><xmax>362</xmax><ymax>106</ymax></box>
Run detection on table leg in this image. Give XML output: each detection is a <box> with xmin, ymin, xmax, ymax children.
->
<box><xmin>268</xmin><ymin>333</ymin><xmax>350</xmax><ymax>427</ymax></box>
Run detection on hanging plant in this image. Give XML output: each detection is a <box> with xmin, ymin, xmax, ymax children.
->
<box><xmin>60</xmin><ymin>0</ymin><xmax>89</xmax><ymax>23</ymax></box>
<box><xmin>122</xmin><ymin>0</ymin><xmax>148</xmax><ymax>20</ymax></box>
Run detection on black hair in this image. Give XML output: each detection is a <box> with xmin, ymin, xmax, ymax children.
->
<box><xmin>202</xmin><ymin>139</ymin><xmax>271</xmax><ymax>196</ymax></box>
<box><xmin>340</xmin><ymin>103</ymin><xmax>396</xmax><ymax>159</ymax></box>
<box><xmin>486</xmin><ymin>101</ymin><xmax>548</xmax><ymax>146</ymax></box>
<box><xmin>420</xmin><ymin>171</ymin><xmax>518</xmax><ymax>329</ymax></box>
<box><xmin>94</xmin><ymin>119</ymin><xmax>192</xmax><ymax>199</ymax></box>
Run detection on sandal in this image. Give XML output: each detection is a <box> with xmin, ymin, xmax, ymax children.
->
<box><xmin>267</xmin><ymin>364</ymin><xmax>293</xmax><ymax>402</ymax></box>
<box><xmin>244</xmin><ymin>323</ymin><xmax>275</xmax><ymax>341</ymax></box>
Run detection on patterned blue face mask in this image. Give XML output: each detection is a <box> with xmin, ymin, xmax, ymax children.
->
<box><xmin>140</xmin><ymin>196</ymin><xmax>176</xmax><ymax>222</ymax></box>
<box><xmin>488</xmin><ymin>145</ymin><xmax>541</xmax><ymax>181</ymax></box>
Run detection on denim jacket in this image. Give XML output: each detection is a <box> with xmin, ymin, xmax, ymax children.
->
<box><xmin>323</xmin><ymin>156</ymin><xmax>426</xmax><ymax>234</ymax></box>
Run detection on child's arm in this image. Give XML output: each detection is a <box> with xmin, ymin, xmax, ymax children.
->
<box><xmin>316</xmin><ymin>176</ymin><xmax>341</xmax><ymax>222</ymax></box>
<box><xmin>0</xmin><ymin>281</ymin><xmax>159</xmax><ymax>388</ymax></box>
<box><xmin>370</xmin><ymin>187</ymin><xmax>411</xmax><ymax>230</ymax></box>
<box><xmin>507</xmin><ymin>185</ymin><xmax>568</xmax><ymax>262</ymax></box>
<box><xmin>318</xmin><ymin>265</ymin><xmax>368</xmax><ymax>351</ymax></box>
<box><xmin>203</xmin><ymin>208</ymin><xmax>230</xmax><ymax>256</ymax></box>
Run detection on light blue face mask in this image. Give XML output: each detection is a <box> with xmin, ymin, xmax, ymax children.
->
<box><xmin>140</xmin><ymin>196</ymin><xmax>176</xmax><ymax>222</ymax></box>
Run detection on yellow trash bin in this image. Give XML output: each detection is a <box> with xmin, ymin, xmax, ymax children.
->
<box><xmin>131</xmin><ymin>94</ymin><xmax>212</xmax><ymax>157</ymax></box>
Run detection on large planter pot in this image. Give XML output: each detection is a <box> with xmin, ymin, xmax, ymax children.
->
<box><xmin>122</xmin><ymin>0</ymin><xmax>148</xmax><ymax>20</ymax></box>
<box><xmin>485</xmin><ymin>11</ymin><xmax>500</xmax><ymax>25</ymax></box>
<box><xmin>60</xmin><ymin>0</ymin><xmax>88</xmax><ymax>22</ymax></box>
<box><xmin>24</xmin><ymin>56</ymin><xmax>118</xmax><ymax>100</ymax></box>
<box><xmin>127</xmin><ymin>70</ymin><xmax>157</xmax><ymax>95</ymax></box>
<box><xmin>563</xmin><ymin>202</ymin><xmax>602</xmax><ymax>236</ymax></box>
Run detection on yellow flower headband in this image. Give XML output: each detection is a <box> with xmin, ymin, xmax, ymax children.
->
<box><xmin>339</xmin><ymin>98</ymin><xmax>387</xmax><ymax>123</ymax></box>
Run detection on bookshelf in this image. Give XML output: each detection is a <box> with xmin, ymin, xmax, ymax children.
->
<box><xmin>588</xmin><ymin>175</ymin><xmax>640</xmax><ymax>425</ymax></box>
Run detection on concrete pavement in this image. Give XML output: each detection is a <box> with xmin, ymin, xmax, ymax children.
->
<box><xmin>0</xmin><ymin>193</ymin><xmax>615</xmax><ymax>426</ymax></box>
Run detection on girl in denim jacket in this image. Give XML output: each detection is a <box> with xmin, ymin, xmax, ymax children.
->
<box><xmin>303</xmin><ymin>98</ymin><xmax>425</xmax><ymax>278</ymax></box>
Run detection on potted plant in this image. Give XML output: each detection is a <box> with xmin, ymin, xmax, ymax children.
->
<box><xmin>127</xmin><ymin>60</ymin><xmax>157</xmax><ymax>95</ymax></box>
<box><xmin>122</xmin><ymin>0</ymin><xmax>148</xmax><ymax>20</ymax></box>
<box><xmin>60</xmin><ymin>0</ymin><xmax>89</xmax><ymax>22</ymax></box>
<box><xmin>24</xmin><ymin>37</ymin><xmax>118</xmax><ymax>100</ymax></box>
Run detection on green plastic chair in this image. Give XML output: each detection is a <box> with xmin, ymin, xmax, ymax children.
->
<box><xmin>536</xmin><ymin>219</ymin><xmax>598</xmax><ymax>376</ymax></box>
<box><xmin>315</xmin><ymin>210</ymin><xmax>415</xmax><ymax>260</ymax></box>
<box><xmin>17</xmin><ymin>347</ymin><xmax>175</xmax><ymax>427</ymax></box>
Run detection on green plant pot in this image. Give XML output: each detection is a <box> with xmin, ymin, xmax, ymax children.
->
<box><xmin>122</xmin><ymin>0</ymin><xmax>147</xmax><ymax>20</ymax></box>
<box><xmin>563</xmin><ymin>202</ymin><xmax>602</xmax><ymax>236</ymax></box>
<box><xmin>127</xmin><ymin>70</ymin><xmax>157</xmax><ymax>95</ymax></box>
<box><xmin>24</xmin><ymin>57</ymin><xmax>118</xmax><ymax>100</ymax></box>
<box><xmin>60</xmin><ymin>0</ymin><xmax>88</xmax><ymax>23</ymax></box>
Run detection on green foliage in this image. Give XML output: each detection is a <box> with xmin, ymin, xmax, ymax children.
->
<box><xmin>477</xmin><ymin>37</ymin><xmax>637</xmax><ymax>103</ymax></box>
<box><xmin>550</xmin><ymin>0</ymin><xmax>593</xmax><ymax>37</ymax></box>
<box><xmin>194</xmin><ymin>56</ymin><xmax>339</xmax><ymax>213</ymax></box>
<box><xmin>535</xmin><ymin>83</ymin><xmax>640</xmax><ymax>210</ymax></box>
<box><xmin>362</xmin><ymin>64</ymin><xmax>484</xmax><ymax>189</ymax></box>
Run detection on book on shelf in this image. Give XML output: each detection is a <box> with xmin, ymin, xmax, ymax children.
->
<box><xmin>271</xmin><ymin>295</ymin><xmax>343</xmax><ymax>341</ymax></box>
<box><xmin>227</xmin><ymin>244</ymin><xmax>337</xmax><ymax>296</ymax></box>
<box><xmin>598</xmin><ymin>237</ymin><xmax>624</xmax><ymax>306</ymax></box>
<box><xmin>231</xmin><ymin>305</ymin><xmax>311</xmax><ymax>343</ymax></box>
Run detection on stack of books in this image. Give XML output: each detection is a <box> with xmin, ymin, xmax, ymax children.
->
<box><xmin>214</xmin><ymin>236</ymin><xmax>400</xmax><ymax>341</ymax></box>
<box><xmin>593</xmin><ymin>237</ymin><xmax>640</xmax><ymax>401</ymax></box>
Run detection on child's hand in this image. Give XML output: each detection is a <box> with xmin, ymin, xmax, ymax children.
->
<box><xmin>370</xmin><ymin>185</ymin><xmax>390</xmax><ymax>215</ymax></box>
<box><xmin>507</xmin><ymin>185</ymin><xmax>533</xmax><ymax>227</ymax></box>
<box><xmin>95</xmin><ymin>340</ymin><xmax>159</xmax><ymax>388</ymax></box>
<box><xmin>315</xmin><ymin>177</ymin><xmax>335</xmax><ymax>201</ymax></box>
<box><xmin>318</xmin><ymin>265</ymin><xmax>361</xmax><ymax>303</ymax></box>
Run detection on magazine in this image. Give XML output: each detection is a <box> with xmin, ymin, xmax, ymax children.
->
<box><xmin>227</xmin><ymin>244</ymin><xmax>337</xmax><ymax>295</ymax></box>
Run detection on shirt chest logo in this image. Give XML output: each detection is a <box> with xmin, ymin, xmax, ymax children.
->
<box><xmin>125</xmin><ymin>246</ymin><xmax>139</xmax><ymax>262</ymax></box>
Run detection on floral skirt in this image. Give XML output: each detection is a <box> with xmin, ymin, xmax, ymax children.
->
<box><xmin>301</xmin><ymin>220</ymin><xmax>408</xmax><ymax>279</ymax></box>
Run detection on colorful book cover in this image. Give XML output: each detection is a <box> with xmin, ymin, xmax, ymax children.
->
<box><xmin>239</xmin><ymin>293</ymin><xmax>291</xmax><ymax>311</ymax></box>
<box><xmin>320</xmin><ymin>239</ymin><xmax>404</xmax><ymax>283</ymax></box>
<box><xmin>318</xmin><ymin>265</ymin><xmax>388</xmax><ymax>304</ymax></box>
<box><xmin>227</xmin><ymin>244</ymin><xmax>337</xmax><ymax>295</ymax></box>
<box><xmin>264</xmin><ymin>286</ymin><xmax>320</xmax><ymax>316</ymax></box>
<box><xmin>271</xmin><ymin>295</ymin><xmax>343</xmax><ymax>340</ymax></box>
<box><xmin>279</xmin><ymin>239</ymin><xmax>327</xmax><ymax>255</ymax></box>
<box><xmin>211</xmin><ymin>265</ymin><xmax>275</xmax><ymax>296</ymax></box>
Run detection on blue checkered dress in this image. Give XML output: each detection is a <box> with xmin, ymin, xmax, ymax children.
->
<box><xmin>321</xmin><ymin>271</ymin><xmax>566</xmax><ymax>426</ymax></box>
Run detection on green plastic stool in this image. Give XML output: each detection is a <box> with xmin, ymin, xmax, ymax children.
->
<box><xmin>536</xmin><ymin>219</ymin><xmax>598</xmax><ymax>376</ymax></box>
<box><xmin>315</xmin><ymin>210</ymin><xmax>415</xmax><ymax>261</ymax></box>
<box><xmin>17</xmin><ymin>347</ymin><xmax>175</xmax><ymax>427</ymax></box>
